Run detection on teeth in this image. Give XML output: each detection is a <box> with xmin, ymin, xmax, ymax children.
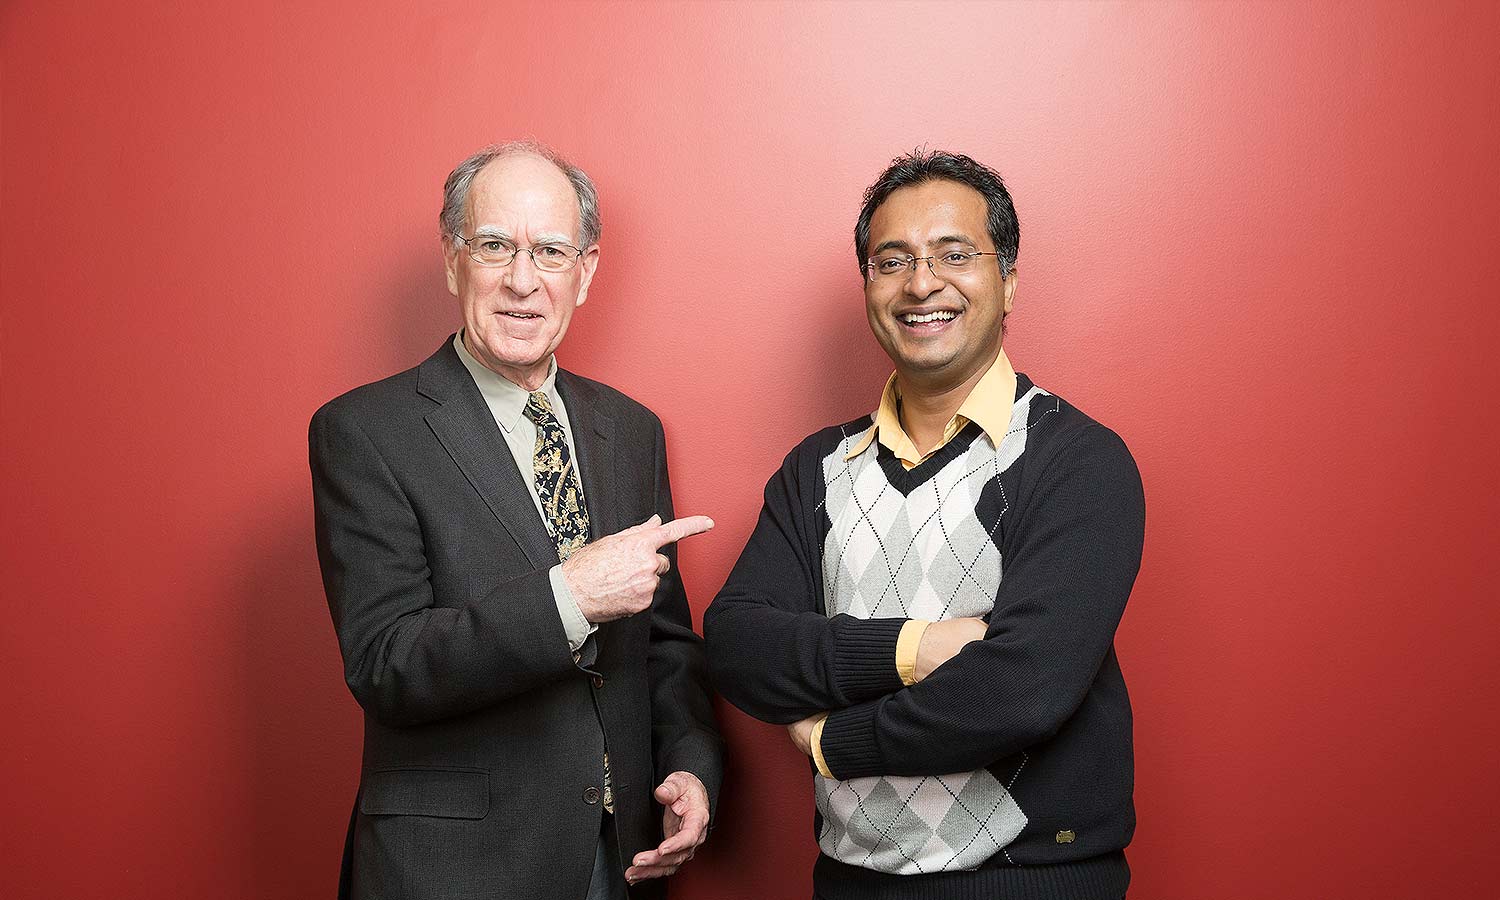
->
<box><xmin>902</xmin><ymin>311</ymin><xmax>957</xmax><ymax>324</ymax></box>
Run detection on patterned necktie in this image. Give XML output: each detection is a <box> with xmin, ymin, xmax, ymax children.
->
<box><xmin>523</xmin><ymin>391</ymin><xmax>610</xmax><ymax>811</ymax></box>
<box><xmin>523</xmin><ymin>391</ymin><xmax>590</xmax><ymax>561</ymax></box>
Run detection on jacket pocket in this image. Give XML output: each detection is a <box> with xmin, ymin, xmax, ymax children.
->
<box><xmin>359</xmin><ymin>767</ymin><xmax>489</xmax><ymax>819</ymax></box>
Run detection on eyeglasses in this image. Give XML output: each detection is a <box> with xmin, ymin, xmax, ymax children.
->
<box><xmin>865</xmin><ymin>250</ymin><xmax>1003</xmax><ymax>282</ymax></box>
<box><xmin>452</xmin><ymin>234</ymin><xmax>585</xmax><ymax>271</ymax></box>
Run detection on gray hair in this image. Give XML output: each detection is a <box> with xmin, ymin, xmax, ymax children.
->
<box><xmin>439</xmin><ymin>140</ymin><xmax>601</xmax><ymax>249</ymax></box>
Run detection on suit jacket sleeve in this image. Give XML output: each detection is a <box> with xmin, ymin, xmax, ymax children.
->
<box><xmin>643</xmin><ymin>416</ymin><xmax>725</xmax><ymax>813</ymax></box>
<box><xmin>704</xmin><ymin>436</ymin><xmax>913</xmax><ymax>726</ymax></box>
<box><xmin>310</xmin><ymin>403</ymin><xmax>580</xmax><ymax>728</ymax></box>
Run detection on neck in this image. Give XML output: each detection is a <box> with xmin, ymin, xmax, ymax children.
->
<box><xmin>895</xmin><ymin>351</ymin><xmax>1000</xmax><ymax>455</ymax></box>
<box><xmin>462</xmin><ymin>330</ymin><xmax>549</xmax><ymax>391</ymax></box>
<box><xmin>498</xmin><ymin>365</ymin><xmax>548</xmax><ymax>393</ymax></box>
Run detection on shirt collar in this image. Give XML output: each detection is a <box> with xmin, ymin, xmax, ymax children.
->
<box><xmin>845</xmin><ymin>350</ymin><xmax>1018</xmax><ymax>464</ymax></box>
<box><xmin>452</xmin><ymin>331</ymin><xmax>558</xmax><ymax>433</ymax></box>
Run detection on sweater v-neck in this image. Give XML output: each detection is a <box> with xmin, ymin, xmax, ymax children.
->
<box><xmin>872</xmin><ymin>420</ymin><xmax>985</xmax><ymax>496</ymax></box>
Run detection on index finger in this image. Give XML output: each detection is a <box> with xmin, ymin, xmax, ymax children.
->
<box><xmin>653</xmin><ymin>515</ymin><xmax>714</xmax><ymax>547</ymax></box>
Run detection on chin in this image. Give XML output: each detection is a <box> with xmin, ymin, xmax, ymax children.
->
<box><xmin>891</xmin><ymin>344</ymin><xmax>954</xmax><ymax>370</ymax></box>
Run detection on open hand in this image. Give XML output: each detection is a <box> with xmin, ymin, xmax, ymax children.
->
<box><xmin>624</xmin><ymin>771</ymin><xmax>709</xmax><ymax>883</ymax></box>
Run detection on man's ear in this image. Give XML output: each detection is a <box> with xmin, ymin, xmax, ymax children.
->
<box><xmin>1002</xmin><ymin>270</ymin><xmax>1018</xmax><ymax>315</ymax></box>
<box><xmin>443</xmin><ymin>240</ymin><xmax>462</xmax><ymax>297</ymax></box>
<box><xmin>573</xmin><ymin>245</ymin><xmax>601</xmax><ymax>308</ymax></box>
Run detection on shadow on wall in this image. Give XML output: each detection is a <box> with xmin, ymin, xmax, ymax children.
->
<box><xmin>384</xmin><ymin>246</ymin><xmax>458</xmax><ymax>369</ymax></box>
<box><xmin>237</xmin><ymin>486</ymin><xmax>360</xmax><ymax>899</ymax></box>
<box><xmin>808</xmin><ymin>273</ymin><xmax>891</xmax><ymax>429</ymax></box>
<box><xmin>266</xmin><ymin>248</ymin><xmax>486</xmax><ymax>898</ymax></box>
<box><xmin>241</xmin><ymin>253</ymin><xmax>456</xmax><ymax>897</ymax></box>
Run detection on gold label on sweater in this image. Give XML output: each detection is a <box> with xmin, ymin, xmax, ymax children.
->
<box><xmin>1056</xmin><ymin>829</ymin><xmax>1076</xmax><ymax>844</ymax></box>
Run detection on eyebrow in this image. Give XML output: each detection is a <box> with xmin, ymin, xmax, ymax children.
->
<box><xmin>871</xmin><ymin>239</ymin><xmax>912</xmax><ymax>256</ymax></box>
<box><xmin>470</xmin><ymin>226</ymin><xmax>576</xmax><ymax>246</ymax></box>
<box><xmin>870</xmin><ymin>234</ymin><xmax>980</xmax><ymax>256</ymax></box>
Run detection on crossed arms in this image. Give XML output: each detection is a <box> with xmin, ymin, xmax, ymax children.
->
<box><xmin>704</xmin><ymin>424</ymin><xmax>1145</xmax><ymax>780</ymax></box>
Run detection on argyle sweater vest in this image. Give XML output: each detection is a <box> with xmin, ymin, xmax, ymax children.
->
<box><xmin>813</xmin><ymin>378</ymin><xmax>1051</xmax><ymax>874</ymax></box>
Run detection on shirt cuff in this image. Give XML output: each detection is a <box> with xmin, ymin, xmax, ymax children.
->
<box><xmin>810</xmin><ymin>715</ymin><xmax>832</xmax><ymax>778</ymax></box>
<box><xmin>896</xmin><ymin>619</ymin><xmax>932</xmax><ymax>686</ymax></box>
<box><xmin>549</xmin><ymin>565</ymin><xmax>596</xmax><ymax>652</ymax></box>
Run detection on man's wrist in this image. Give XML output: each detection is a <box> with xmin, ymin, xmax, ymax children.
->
<box><xmin>896</xmin><ymin>619</ymin><xmax>932</xmax><ymax>685</ymax></box>
<box><xmin>549</xmin><ymin>564</ymin><xmax>596</xmax><ymax>651</ymax></box>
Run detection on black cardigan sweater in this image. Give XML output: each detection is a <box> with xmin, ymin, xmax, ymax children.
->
<box><xmin>705</xmin><ymin>374</ymin><xmax>1146</xmax><ymax>900</ymax></box>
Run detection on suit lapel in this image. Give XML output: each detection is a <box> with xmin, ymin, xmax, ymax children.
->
<box><xmin>418</xmin><ymin>339</ymin><xmax>559</xmax><ymax>571</ymax></box>
<box><xmin>557</xmin><ymin>370</ymin><xmax>617</xmax><ymax>541</ymax></box>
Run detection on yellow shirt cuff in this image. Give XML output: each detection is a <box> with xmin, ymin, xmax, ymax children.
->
<box><xmin>811</xmin><ymin>715</ymin><xmax>832</xmax><ymax>778</ymax></box>
<box><xmin>896</xmin><ymin>619</ymin><xmax>932</xmax><ymax>686</ymax></box>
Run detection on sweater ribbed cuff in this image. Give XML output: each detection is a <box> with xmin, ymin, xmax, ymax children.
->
<box><xmin>819</xmin><ymin>699</ymin><xmax>884</xmax><ymax>780</ymax></box>
<box><xmin>830</xmin><ymin>616</ymin><xmax>908</xmax><ymax>703</ymax></box>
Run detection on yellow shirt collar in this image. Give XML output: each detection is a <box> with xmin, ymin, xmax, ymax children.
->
<box><xmin>845</xmin><ymin>351</ymin><xmax>1018</xmax><ymax>468</ymax></box>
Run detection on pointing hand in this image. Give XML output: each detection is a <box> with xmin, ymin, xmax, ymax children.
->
<box><xmin>562</xmin><ymin>514</ymin><xmax>714</xmax><ymax>623</ymax></box>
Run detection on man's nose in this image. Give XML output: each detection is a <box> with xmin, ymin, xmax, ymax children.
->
<box><xmin>504</xmin><ymin>250</ymin><xmax>541</xmax><ymax>295</ymax></box>
<box><xmin>905</xmin><ymin>256</ymin><xmax>945</xmax><ymax>298</ymax></box>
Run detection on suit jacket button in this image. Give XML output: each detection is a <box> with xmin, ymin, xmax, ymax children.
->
<box><xmin>583</xmin><ymin>787</ymin><xmax>601</xmax><ymax>805</ymax></box>
<box><xmin>592</xmin><ymin>674</ymin><xmax>605</xmax><ymax>689</ymax></box>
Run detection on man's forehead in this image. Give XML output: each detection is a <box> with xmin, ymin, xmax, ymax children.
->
<box><xmin>473</xmin><ymin>150</ymin><xmax>571</xmax><ymax>185</ymax></box>
<box><xmin>466</xmin><ymin>153</ymin><xmax>580</xmax><ymax>226</ymax></box>
<box><xmin>869</xmin><ymin>180</ymin><xmax>987</xmax><ymax>242</ymax></box>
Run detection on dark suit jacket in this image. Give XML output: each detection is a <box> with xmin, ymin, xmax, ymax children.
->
<box><xmin>310</xmin><ymin>338</ymin><xmax>722</xmax><ymax>900</ymax></box>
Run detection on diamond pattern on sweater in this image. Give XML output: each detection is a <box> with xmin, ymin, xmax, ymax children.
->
<box><xmin>813</xmin><ymin>386</ymin><xmax>1050</xmax><ymax>874</ymax></box>
<box><xmin>826</xmin><ymin>441</ymin><xmax>1003</xmax><ymax>624</ymax></box>
<box><xmin>815</xmin><ymin>771</ymin><xmax>1026</xmax><ymax>874</ymax></box>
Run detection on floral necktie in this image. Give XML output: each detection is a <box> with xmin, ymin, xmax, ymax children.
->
<box><xmin>523</xmin><ymin>391</ymin><xmax>590</xmax><ymax>561</ymax></box>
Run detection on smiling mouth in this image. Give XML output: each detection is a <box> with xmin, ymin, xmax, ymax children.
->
<box><xmin>899</xmin><ymin>310</ymin><xmax>960</xmax><ymax>327</ymax></box>
<box><xmin>500</xmin><ymin>312</ymin><xmax>543</xmax><ymax>320</ymax></box>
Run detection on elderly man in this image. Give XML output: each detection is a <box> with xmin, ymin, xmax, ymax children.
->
<box><xmin>311</xmin><ymin>142</ymin><xmax>722</xmax><ymax>900</ymax></box>
<box><xmin>706</xmin><ymin>151</ymin><xmax>1145</xmax><ymax>900</ymax></box>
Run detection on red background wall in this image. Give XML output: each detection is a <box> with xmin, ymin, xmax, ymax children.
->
<box><xmin>4</xmin><ymin>2</ymin><xmax>1498</xmax><ymax>897</ymax></box>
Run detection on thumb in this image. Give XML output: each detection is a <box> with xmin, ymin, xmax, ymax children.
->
<box><xmin>655</xmin><ymin>780</ymin><xmax>681</xmax><ymax>803</ymax></box>
<box><xmin>623</xmin><ymin>514</ymin><xmax>663</xmax><ymax>535</ymax></box>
